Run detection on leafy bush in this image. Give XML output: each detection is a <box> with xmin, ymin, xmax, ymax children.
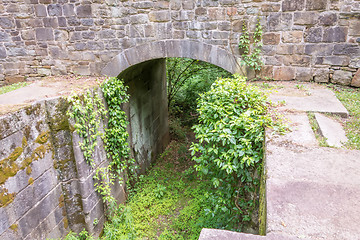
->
<box><xmin>190</xmin><ymin>75</ymin><xmax>269</xmax><ymax>230</ymax></box>
<box><xmin>167</xmin><ymin>58</ymin><xmax>232</xmax><ymax>124</ymax></box>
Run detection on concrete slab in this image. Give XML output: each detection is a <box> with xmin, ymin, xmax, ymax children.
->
<box><xmin>314</xmin><ymin>113</ymin><xmax>348</xmax><ymax>148</ymax></box>
<box><xmin>267</xmin><ymin>82</ymin><xmax>349</xmax><ymax>117</ymax></box>
<box><xmin>198</xmin><ymin>228</ymin><xmax>299</xmax><ymax>240</ymax></box>
<box><xmin>0</xmin><ymin>76</ymin><xmax>105</xmax><ymax>115</ymax></box>
<box><xmin>270</xmin><ymin>113</ymin><xmax>318</xmax><ymax>147</ymax></box>
<box><xmin>266</xmin><ymin>135</ymin><xmax>360</xmax><ymax>240</ymax></box>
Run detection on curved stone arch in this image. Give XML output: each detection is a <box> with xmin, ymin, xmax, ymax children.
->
<box><xmin>101</xmin><ymin>40</ymin><xmax>245</xmax><ymax>77</ymax></box>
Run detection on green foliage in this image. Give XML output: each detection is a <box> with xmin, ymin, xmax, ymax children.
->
<box><xmin>99</xmin><ymin>139</ymin><xmax>217</xmax><ymax>240</ymax></box>
<box><xmin>332</xmin><ymin>86</ymin><xmax>360</xmax><ymax>149</ymax></box>
<box><xmin>101</xmin><ymin>77</ymin><xmax>138</xmax><ymax>189</ymax></box>
<box><xmin>59</xmin><ymin>229</ymin><xmax>95</xmax><ymax>240</ymax></box>
<box><xmin>167</xmin><ymin>58</ymin><xmax>232</xmax><ymax>124</ymax></box>
<box><xmin>238</xmin><ymin>18</ymin><xmax>263</xmax><ymax>72</ymax></box>
<box><xmin>67</xmin><ymin>90</ymin><xmax>106</xmax><ymax>167</ymax></box>
<box><xmin>0</xmin><ymin>82</ymin><xmax>30</xmax><ymax>95</ymax></box>
<box><xmin>67</xmin><ymin>77</ymin><xmax>136</xmax><ymax>216</ymax></box>
<box><xmin>307</xmin><ymin>112</ymin><xmax>330</xmax><ymax>147</ymax></box>
<box><xmin>190</xmin><ymin>75</ymin><xmax>270</xmax><ymax>230</ymax></box>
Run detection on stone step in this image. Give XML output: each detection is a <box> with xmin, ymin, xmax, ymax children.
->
<box><xmin>269</xmin><ymin>84</ymin><xmax>349</xmax><ymax>117</ymax></box>
<box><xmin>314</xmin><ymin>113</ymin><xmax>348</xmax><ymax>148</ymax></box>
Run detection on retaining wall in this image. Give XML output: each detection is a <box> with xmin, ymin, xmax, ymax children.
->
<box><xmin>0</xmin><ymin>58</ymin><xmax>169</xmax><ymax>239</ymax></box>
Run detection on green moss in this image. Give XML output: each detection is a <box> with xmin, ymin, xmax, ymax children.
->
<box><xmin>35</xmin><ymin>121</ymin><xmax>43</xmax><ymax>132</ymax></box>
<box><xmin>28</xmin><ymin>177</ymin><xmax>34</xmax><ymax>185</ymax></box>
<box><xmin>35</xmin><ymin>131</ymin><xmax>49</xmax><ymax>144</ymax></box>
<box><xmin>0</xmin><ymin>188</ymin><xmax>16</xmax><ymax>208</ymax></box>
<box><xmin>26</xmin><ymin>166</ymin><xmax>32</xmax><ymax>175</ymax></box>
<box><xmin>59</xmin><ymin>194</ymin><xmax>65</xmax><ymax>208</ymax></box>
<box><xmin>22</xmin><ymin>136</ymin><xmax>27</xmax><ymax>149</ymax></box>
<box><xmin>31</xmin><ymin>145</ymin><xmax>46</xmax><ymax>161</ymax></box>
<box><xmin>25</xmin><ymin>103</ymin><xmax>41</xmax><ymax>116</ymax></box>
<box><xmin>23</xmin><ymin>125</ymin><xmax>31</xmax><ymax>140</ymax></box>
<box><xmin>63</xmin><ymin>217</ymin><xmax>69</xmax><ymax>229</ymax></box>
<box><xmin>258</xmin><ymin>167</ymin><xmax>267</xmax><ymax>235</ymax></box>
<box><xmin>10</xmin><ymin>223</ymin><xmax>18</xmax><ymax>232</ymax></box>
<box><xmin>49</xmin><ymin>99</ymin><xmax>71</xmax><ymax>132</ymax></box>
<box><xmin>0</xmin><ymin>119</ymin><xmax>10</xmax><ymax>139</ymax></box>
<box><xmin>53</xmin><ymin>158</ymin><xmax>72</xmax><ymax>171</ymax></box>
<box><xmin>0</xmin><ymin>147</ymin><xmax>23</xmax><ymax>185</ymax></box>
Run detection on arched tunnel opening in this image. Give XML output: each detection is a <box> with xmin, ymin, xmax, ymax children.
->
<box><xmin>108</xmin><ymin>57</ymin><xmax>265</xmax><ymax>239</ymax></box>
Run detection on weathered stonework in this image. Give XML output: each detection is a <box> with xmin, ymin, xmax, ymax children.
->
<box><xmin>0</xmin><ymin>0</ymin><xmax>358</xmax><ymax>86</ymax></box>
<box><xmin>0</xmin><ymin>67</ymin><xmax>169</xmax><ymax>239</ymax></box>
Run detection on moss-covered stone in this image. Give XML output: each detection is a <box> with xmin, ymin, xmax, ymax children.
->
<box><xmin>9</xmin><ymin>223</ymin><xmax>18</xmax><ymax>232</ymax></box>
<box><xmin>22</xmin><ymin>136</ymin><xmax>27</xmax><ymax>149</ymax></box>
<box><xmin>0</xmin><ymin>118</ymin><xmax>10</xmax><ymax>139</ymax></box>
<box><xmin>28</xmin><ymin>177</ymin><xmax>34</xmax><ymax>185</ymax></box>
<box><xmin>26</xmin><ymin>166</ymin><xmax>32</xmax><ymax>175</ymax></box>
<box><xmin>35</xmin><ymin>131</ymin><xmax>49</xmax><ymax>144</ymax></box>
<box><xmin>0</xmin><ymin>147</ymin><xmax>23</xmax><ymax>185</ymax></box>
<box><xmin>48</xmin><ymin>99</ymin><xmax>71</xmax><ymax>132</ymax></box>
<box><xmin>63</xmin><ymin>217</ymin><xmax>69</xmax><ymax>229</ymax></box>
<box><xmin>258</xmin><ymin>160</ymin><xmax>267</xmax><ymax>235</ymax></box>
<box><xmin>0</xmin><ymin>188</ymin><xmax>16</xmax><ymax>208</ymax></box>
<box><xmin>23</xmin><ymin>125</ymin><xmax>31</xmax><ymax>140</ymax></box>
<box><xmin>25</xmin><ymin>103</ymin><xmax>41</xmax><ymax>116</ymax></box>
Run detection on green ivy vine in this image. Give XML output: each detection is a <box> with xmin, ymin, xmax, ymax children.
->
<box><xmin>67</xmin><ymin>77</ymin><xmax>137</xmax><ymax>215</ymax></box>
<box><xmin>238</xmin><ymin>17</ymin><xmax>263</xmax><ymax>72</ymax></box>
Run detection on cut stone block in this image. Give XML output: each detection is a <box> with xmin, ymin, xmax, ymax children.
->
<box><xmin>314</xmin><ymin>113</ymin><xmax>348</xmax><ymax>148</ymax></box>
<box><xmin>269</xmin><ymin>83</ymin><xmax>349</xmax><ymax>117</ymax></box>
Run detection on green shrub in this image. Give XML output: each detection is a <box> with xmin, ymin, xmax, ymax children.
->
<box><xmin>190</xmin><ymin>75</ymin><xmax>269</xmax><ymax>230</ymax></box>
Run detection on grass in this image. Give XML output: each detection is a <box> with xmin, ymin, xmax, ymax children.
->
<box><xmin>331</xmin><ymin>86</ymin><xmax>360</xmax><ymax>150</ymax></box>
<box><xmin>307</xmin><ymin>112</ymin><xmax>330</xmax><ymax>147</ymax></box>
<box><xmin>101</xmin><ymin>138</ymin><xmax>217</xmax><ymax>240</ymax></box>
<box><xmin>0</xmin><ymin>82</ymin><xmax>30</xmax><ymax>95</ymax></box>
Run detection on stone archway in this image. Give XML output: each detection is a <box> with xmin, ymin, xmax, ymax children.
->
<box><xmin>101</xmin><ymin>40</ymin><xmax>245</xmax><ymax>77</ymax></box>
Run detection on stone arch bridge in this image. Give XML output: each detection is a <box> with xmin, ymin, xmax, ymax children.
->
<box><xmin>0</xmin><ymin>0</ymin><xmax>359</xmax><ymax>85</ymax></box>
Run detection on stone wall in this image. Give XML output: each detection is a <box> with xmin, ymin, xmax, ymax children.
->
<box><xmin>0</xmin><ymin>0</ymin><xmax>359</xmax><ymax>86</ymax></box>
<box><xmin>0</xmin><ymin>70</ymin><xmax>169</xmax><ymax>239</ymax></box>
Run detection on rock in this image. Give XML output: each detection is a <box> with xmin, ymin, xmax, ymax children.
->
<box><xmin>306</xmin><ymin>0</ymin><xmax>327</xmax><ymax>10</ymax></box>
<box><xmin>314</xmin><ymin>68</ymin><xmax>329</xmax><ymax>83</ymax></box>
<box><xmin>305</xmin><ymin>27</ymin><xmax>322</xmax><ymax>43</ymax></box>
<box><xmin>263</xmin><ymin>32</ymin><xmax>280</xmax><ymax>45</ymax></box>
<box><xmin>35</xmin><ymin>5</ymin><xmax>47</xmax><ymax>17</ymax></box>
<box><xmin>5</xmin><ymin>75</ymin><xmax>24</xmax><ymax>84</ymax></box>
<box><xmin>35</xmin><ymin>28</ymin><xmax>54</xmax><ymax>41</ymax></box>
<box><xmin>282</xmin><ymin>0</ymin><xmax>305</xmax><ymax>12</ymax></box>
<box><xmin>76</xmin><ymin>5</ymin><xmax>92</xmax><ymax>17</ymax></box>
<box><xmin>0</xmin><ymin>17</ymin><xmax>14</xmax><ymax>29</ymax></box>
<box><xmin>0</xmin><ymin>46</ymin><xmax>6</xmax><ymax>59</ymax></box>
<box><xmin>331</xmin><ymin>70</ymin><xmax>353</xmax><ymax>85</ymax></box>
<box><xmin>273</xmin><ymin>66</ymin><xmax>295</xmax><ymax>80</ymax></box>
<box><xmin>323</xmin><ymin>27</ymin><xmax>347</xmax><ymax>42</ymax></box>
<box><xmin>351</xmin><ymin>69</ymin><xmax>360</xmax><ymax>88</ymax></box>
<box><xmin>319</xmin><ymin>12</ymin><xmax>337</xmax><ymax>26</ymax></box>
<box><xmin>149</xmin><ymin>11</ymin><xmax>170</xmax><ymax>22</ymax></box>
<box><xmin>282</xmin><ymin>31</ymin><xmax>303</xmax><ymax>43</ymax></box>
<box><xmin>294</xmin><ymin>12</ymin><xmax>319</xmax><ymax>25</ymax></box>
<box><xmin>333</xmin><ymin>44</ymin><xmax>360</xmax><ymax>56</ymax></box>
<box><xmin>47</xmin><ymin>4</ymin><xmax>62</xmax><ymax>16</ymax></box>
<box><xmin>296</xmin><ymin>67</ymin><xmax>313</xmax><ymax>81</ymax></box>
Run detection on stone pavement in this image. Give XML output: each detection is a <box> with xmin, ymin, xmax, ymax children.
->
<box><xmin>199</xmin><ymin>82</ymin><xmax>360</xmax><ymax>240</ymax></box>
<box><xmin>0</xmin><ymin>76</ymin><xmax>105</xmax><ymax>115</ymax></box>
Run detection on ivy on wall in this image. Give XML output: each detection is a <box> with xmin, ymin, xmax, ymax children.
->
<box><xmin>67</xmin><ymin>77</ymin><xmax>137</xmax><ymax>215</ymax></box>
<box><xmin>238</xmin><ymin>17</ymin><xmax>263</xmax><ymax>73</ymax></box>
